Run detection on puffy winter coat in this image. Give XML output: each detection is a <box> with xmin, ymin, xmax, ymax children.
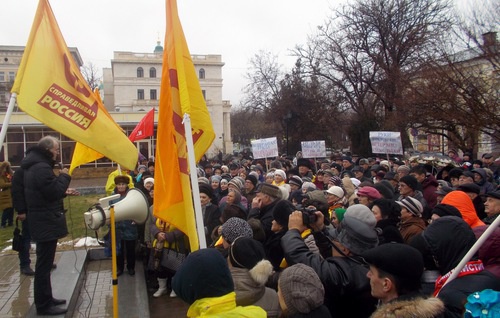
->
<box><xmin>21</xmin><ymin>146</ymin><xmax>70</xmax><ymax>242</ymax></box>
<box><xmin>186</xmin><ymin>292</ymin><xmax>266</xmax><ymax>317</ymax></box>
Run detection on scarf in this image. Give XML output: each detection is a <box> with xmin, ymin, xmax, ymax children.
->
<box><xmin>434</xmin><ymin>260</ymin><xmax>484</xmax><ymax>296</ymax></box>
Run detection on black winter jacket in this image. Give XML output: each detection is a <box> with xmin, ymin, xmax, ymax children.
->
<box><xmin>21</xmin><ymin>146</ymin><xmax>70</xmax><ymax>242</ymax></box>
<box><xmin>281</xmin><ymin>229</ymin><xmax>377</xmax><ymax>318</ymax></box>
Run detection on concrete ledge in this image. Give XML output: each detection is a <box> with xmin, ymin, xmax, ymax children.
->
<box><xmin>26</xmin><ymin>250</ymin><xmax>88</xmax><ymax>318</ymax></box>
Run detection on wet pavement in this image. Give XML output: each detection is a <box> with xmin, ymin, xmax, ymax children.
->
<box><xmin>0</xmin><ymin>249</ymin><xmax>190</xmax><ymax>317</ymax></box>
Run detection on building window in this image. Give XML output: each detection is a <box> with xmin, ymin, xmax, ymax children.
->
<box><xmin>150</xmin><ymin>89</ymin><xmax>157</xmax><ymax>100</ymax></box>
<box><xmin>199</xmin><ymin>68</ymin><xmax>205</xmax><ymax>79</ymax></box>
<box><xmin>137</xmin><ymin>67</ymin><xmax>144</xmax><ymax>78</ymax></box>
<box><xmin>137</xmin><ymin>89</ymin><xmax>144</xmax><ymax>100</ymax></box>
<box><xmin>0</xmin><ymin>72</ymin><xmax>4</xmax><ymax>82</ymax></box>
<box><xmin>202</xmin><ymin>90</ymin><xmax>206</xmax><ymax>100</ymax></box>
<box><xmin>149</xmin><ymin>67</ymin><xmax>156</xmax><ymax>78</ymax></box>
<box><xmin>8</xmin><ymin>72</ymin><xmax>15</xmax><ymax>82</ymax></box>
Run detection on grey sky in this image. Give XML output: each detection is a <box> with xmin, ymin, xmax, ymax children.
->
<box><xmin>1</xmin><ymin>0</ymin><xmax>336</xmax><ymax>106</ymax></box>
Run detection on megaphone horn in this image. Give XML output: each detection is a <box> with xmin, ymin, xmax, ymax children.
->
<box><xmin>84</xmin><ymin>188</ymin><xmax>149</xmax><ymax>230</ymax></box>
<box><xmin>113</xmin><ymin>188</ymin><xmax>150</xmax><ymax>224</ymax></box>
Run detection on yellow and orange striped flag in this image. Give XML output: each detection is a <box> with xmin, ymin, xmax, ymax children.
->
<box><xmin>12</xmin><ymin>0</ymin><xmax>137</xmax><ymax>170</ymax></box>
<box><xmin>154</xmin><ymin>0</ymin><xmax>215</xmax><ymax>252</ymax></box>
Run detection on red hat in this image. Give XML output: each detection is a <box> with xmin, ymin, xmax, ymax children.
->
<box><xmin>357</xmin><ymin>186</ymin><xmax>382</xmax><ymax>200</ymax></box>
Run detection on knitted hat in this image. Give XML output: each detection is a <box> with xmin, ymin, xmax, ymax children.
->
<box><xmin>137</xmin><ymin>165</ymin><xmax>147</xmax><ymax>172</ymax></box>
<box><xmin>228</xmin><ymin>237</ymin><xmax>272</xmax><ymax>285</ymax></box>
<box><xmin>274</xmin><ymin>169</ymin><xmax>286</xmax><ymax>180</ymax></box>
<box><xmin>211</xmin><ymin>175</ymin><xmax>222</xmax><ymax>183</ymax></box>
<box><xmin>350</xmin><ymin>178</ymin><xmax>361</xmax><ymax>188</ymax></box>
<box><xmin>220</xmin><ymin>178</ymin><xmax>229</xmax><ymax>185</ymax></box>
<box><xmin>400</xmin><ymin>175</ymin><xmax>420</xmax><ymax>191</ymax></box>
<box><xmin>397</xmin><ymin>165</ymin><xmax>411</xmax><ymax>173</ymax></box>
<box><xmin>256</xmin><ymin>183</ymin><xmax>280</xmax><ymax>199</ymax></box>
<box><xmin>143</xmin><ymin>177</ymin><xmax>154</xmax><ymax>186</ymax></box>
<box><xmin>337</xmin><ymin>215</ymin><xmax>379</xmax><ymax>255</ymax></box>
<box><xmin>172</xmin><ymin>249</ymin><xmax>234</xmax><ymax>305</ymax></box>
<box><xmin>323</xmin><ymin>169</ymin><xmax>335</xmax><ymax>177</ymax></box>
<box><xmin>288</xmin><ymin>175</ymin><xmax>303</xmax><ymax>188</ymax></box>
<box><xmin>245</xmin><ymin>174</ymin><xmax>258</xmax><ymax>187</ymax></box>
<box><xmin>228</xmin><ymin>178</ymin><xmax>243</xmax><ymax>192</ymax></box>
<box><xmin>334</xmin><ymin>208</ymin><xmax>347</xmax><ymax>223</ymax></box>
<box><xmin>198</xmin><ymin>183</ymin><xmax>214</xmax><ymax>199</ymax></box>
<box><xmin>279</xmin><ymin>264</ymin><xmax>325</xmax><ymax>315</ymax></box>
<box><xmin>344</xmin><ymin>204</ymin><xmax>377</xmax><ymax>228</ymax></box>
<box><xmin>325</xmin><ymin>186</ymin><xmax>344</xmax><ymax>198</ymax></box>
<box><xmin>221</xmin><ymin>217</ymin><xmax>253</xmax><ymax>244</ymax></box>
<box><xmin>362</xmin><ymin>243</ymin><xmax>424</xmax><ymax>282</ymax></box>
<box><xmin>198</xmin><ymin>177</ymin><xmax>210</xmax><ymax>185</ymax></box>
<box><xmin>273</xmin><ymin>200</ymin><xmax>295</xmax><ymax>227</ymax></box>
<box><xmin>329</xmin><ymin>176</ymin><xmax>343</xmax><ymax>187</ymax></box>
<box><xmin>396</xmin><ymin>196</ymin><xmax>423</xmax><ymax>217</ymax></box>
<box><xmin>357</xmin><ymin>186</ymin><xmax>382</xmax><ymax>200</ymax></box>
<box><xmin>114</xmin><ymin>175</ymin><xmax>130</xmax><ymax>185</ymax></box>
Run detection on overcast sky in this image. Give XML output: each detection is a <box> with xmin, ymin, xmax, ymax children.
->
<box><xmin>1</xmin><ymin>0</ymin><xmax>339</xmax><ymax>106</ymax></box>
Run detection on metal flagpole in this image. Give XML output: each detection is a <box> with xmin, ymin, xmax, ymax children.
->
<box><xmin>0</xmin><ymin>93</ymin><xmax>17</xmax><ymax>153</ymax></box>
<box><xmin>183</xmin><ymin>113</ymin><xmax>207</xmax><ymax>249</ymax></box>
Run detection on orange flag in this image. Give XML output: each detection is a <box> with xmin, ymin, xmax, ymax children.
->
<box><xmin>154</xmin><ymin>0</ymin><xmax>215</xmax><ymax>252</ymax></box>
<box><xmin>12</xmin><ymin>0</ymin><xmax>137</xmax><ymax>170</ymax></box>
<box><xmin>128</xmin><ymin>108</ymin><xmax>155</xmax><ymax>142</ymax></box>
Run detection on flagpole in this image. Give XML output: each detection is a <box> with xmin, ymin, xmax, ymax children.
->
<box><xmin>183</xmin><ymin>113</ymin><xmax>207</xmax><ymax>249</ymax></box>
<box><xmin>0</xmin><ymin>93</ymin><xmax>17</xmax><ymax>154</ymax></box>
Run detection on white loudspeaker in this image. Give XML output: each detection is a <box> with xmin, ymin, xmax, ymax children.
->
<box><xmin>84</xmin><ymin>188</ymin><xmax>149</xmax><ymax>231</ymax></box>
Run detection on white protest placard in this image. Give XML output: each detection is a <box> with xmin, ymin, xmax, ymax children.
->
<box><xmin>301</xmin><ymin>140</ymin><xmax>326</xmax><ymax>158</ymax></box>
<box><xmin>251</xmin><ymin>137</ymin><xmax>279</xmax><ymax>159</ymax></box>
<box><xmin>369</xmin><ymin>131</ymin><xmax>403</xmax><ymax>155</ymax></box>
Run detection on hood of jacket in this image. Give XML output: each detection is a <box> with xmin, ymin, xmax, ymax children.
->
<box><xmin>231</xmin><ymin>267</ymin><xmax>265</xmax><ymax>306</ymax></box>
<box><xmin>423</xmin><ymin>216</ymin><xmax>476</xmax><ymax>274</ymax></box>
<box><xmin>422</xmin><ymin>174</ymin><xmax>439</xmax><ymax>189</ymax></box>
<box><xmin>441</xmin><ymin>191</ymin><xmax>484</xmax><ymax>228</ymax></box>
<box><xmin>20</xmin><ymin>146</ymin><xmax>55</xmax><ymax>170</ymax></box>
<box><xmin>472</xmin><ymin>168</ymin><xmax>487</xmax><ymax>185</ymax></box>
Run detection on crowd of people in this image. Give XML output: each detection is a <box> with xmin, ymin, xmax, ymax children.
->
<box><xmin>3</xmin><ymin>139</ymin><xmax>500</xmax><ymax>317</ymax></box>
<box><xmin>164</xmin><ymin>150</ymin><xmax>499</xmax><ymax>317</ymax></box>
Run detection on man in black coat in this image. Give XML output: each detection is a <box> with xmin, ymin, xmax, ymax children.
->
<box><xmin>247</xmin><ymin>183</ymin><xmax>281</xmax><ymax>240</ymax></box>
<box><xmin>20</xmin><ymin>136</ymin><xmax>73</xmax><ymax>316</ymax></box>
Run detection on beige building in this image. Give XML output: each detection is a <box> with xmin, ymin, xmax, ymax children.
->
<box><xmin>0</xmin><ymin>44</ymin><xmax>232</xmax><ymax>167</ymax></box>
<box><xmin>103</xmin><ymin>42</ymin><xmax>232</xmax><ymax>156</ymax></box>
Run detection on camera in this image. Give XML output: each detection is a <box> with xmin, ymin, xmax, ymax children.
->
<box><xmin>302</xmin><ymin>206</ymin><xmax>318</xmax><ymax>225</ymax></box>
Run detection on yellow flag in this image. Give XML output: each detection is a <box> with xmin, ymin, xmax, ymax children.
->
<box><xmin>12</xmin><ymin>0</ymin><xmax>137</xmax><ymax>170</ymax></box>
<box><xmin>154</xmin><ymin>0</ymin><xmax>215</xmax><ymax>252</ymax></box>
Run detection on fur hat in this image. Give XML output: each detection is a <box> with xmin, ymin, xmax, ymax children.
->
<box><xmin>337</xmin><ymin>214</ymin><xmax>379</xmax><ymax>255</ymax></box>
<box><xmin>172</xmin><ymin>249</ymin><xmax>233</xmax><ymax>305</ymax></box>
<box><xmin>357</xmin><ymin>186</ymin><xmax>382</xmax><ymax>200</ymax></box>
<box><xmin>256</xmin><ymin>183</ymin><xmax>280</xmax><ymax>199</ymax></box>
<box><xmin>114</xmin><ymin>175</ymin><xmax>130</xmax><ymax>185</ymax></box>
<box><xmin>400</xmin><ymin>175</ymin><xmax>420</xmax><ymax>191</ymax></box>
<box><xmin>297</xmin><ymin>158</ymin><xmax>312</xmax><ymax>169</ymax></box>
<box><xmin>345</xmin><ymin>204</ymin><xmax>377</xmax><ymax>228</ymax></box>
<box><xmin>221</xmin><ymin>217</ymin><xmax>253</xmax><ymax>244</ymax></box>
<box><xmin>396</xmin><ymin>196</ymin><xmax>423</xmax><ymax>217</ymax></box>
<box><xmin>228</xmin><ymin>237</ymin><xmax>272</xmax><ymax>285</ymax></box>
<box><xmin>431</xmin><ymin>204</ymin><xmax>462</xmax><ymax>218</ymax></box>
<box><xmin>198</xmin><ymin>183</ymin><xmax>214</xmax><ymax>199</ymax></box>
<box><xmin>457</xmin><ymin>183</ymin><xmax>481</xmax><ymax>195</ymax></box>
<box><xmin>325</xmin><ymin>186</ymin><xmax>344</xmax><ymax>198</ymax></box>
<box><xmin>273</xmin><ymin>200</ymin><xmax>295</xmax><ymax>227</ymax></box>
<box><xmin>279</xmin><ymin>264</ymin><xmax>325</xmax><ymax>315</ymax></box>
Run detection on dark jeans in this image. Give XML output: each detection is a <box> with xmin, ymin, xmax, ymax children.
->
<box><xmin>117</xmin><ymin>239</ymin><xmax>136</xmax><ymax>271</ymax></box>
<box><xmin>34</xmin><ymin>239</ymin><xmax>58</xmax><ymax>310</ymax></box>
<box><xmin>19</xmin><ymin>219</ymin><xmax>32</xmax><ymax>269</ymax></box>
<box><xmin>1</xmin><ymin>207</ymin><xmax>14</xmax><ymax>226</ymax></box>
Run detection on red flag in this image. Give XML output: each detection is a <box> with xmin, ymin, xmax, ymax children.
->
<box><xmin>128</xmin><ymin>108</ymin><xmax>155</xmax><ymax>142</ymax></box>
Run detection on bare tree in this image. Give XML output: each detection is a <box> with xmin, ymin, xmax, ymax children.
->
<box><xmin>81</xmin><ymin>62</ymin><xmax>102</xmax><ymax>91</ymax></box>
<box><xmin>241</xmin><ymin>51</ymin><xmax>283</xmax><ymax>112</ymax></box>
<box><xmin>295</xmin><ymin>0</ymin><xmax>453</xmax><ymax>149</ymax></box>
